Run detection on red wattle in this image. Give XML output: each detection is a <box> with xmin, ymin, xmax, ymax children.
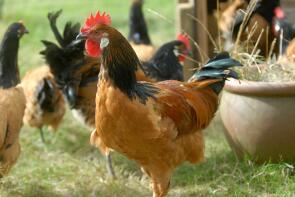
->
<box><xmin>85</xmin><ymin>39</ymin><xmax>101</xmax><ymax>58</ymax></box>
<box><xmin>178</xmin><ymin>55</ymin><xmax>185</xmax><ymax>62</ymax></box>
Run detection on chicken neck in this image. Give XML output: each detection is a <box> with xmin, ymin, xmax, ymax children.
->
<box><xmin>0</xmin><ymin>29</ymin><xmax>20</xmax><ymax>89</ymax></box>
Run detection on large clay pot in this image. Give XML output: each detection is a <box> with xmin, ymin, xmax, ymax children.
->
<box><xmin>220</xmin><ymin>79</ymin><xmax>295</xmax><ymax>163</ymax></box>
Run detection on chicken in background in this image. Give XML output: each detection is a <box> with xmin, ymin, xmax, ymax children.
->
<box><xmin>78</xmin><ymin>11</ymin><xmax>243</xmax><ymax>197</ymax></box>
<box><xmin>285</xmin><ymin>38</ymin><xmax>295</xmax><ymax>62</ymax></box>
<box><xmin>0</xmin><ymin>22</ymin><xmax>28</xmax><ymax>177</ymax></box>
<box><xmin>128</xmin><ymin>0</ymin><xmax>156</xmax><ymax>61</ymax></box>
<box><xmin>40</xmin><ymin>10</ymin><xmax>115</xmax><ymax>175</ymax></box>
<box><xmin>40</xmin><ymin>10</ymin><xmax>100</xmax><ymax>128</ymax></box>
<box><xmin>141</xmin><ymin>34</ymin><xmax>191</xmax><ymax>81</ymax></box>
<box><xmin>22</xmin><ymin>66</ymin><xmax>65</xmax><ymax>143</ymax></box>
<box><xmin>273</xmin><ymin>7</ymin><xmax>295</xmax><ymax>56</ymax></box>
<box><xmin>218</xmin><ymin>0</ymin><xmax>246</xmax><ymax>32</ymax></box>
<box><xmin>220</xmin><ymin>0</ymin><xmax>280</xmax><ymax>57</ymax></box>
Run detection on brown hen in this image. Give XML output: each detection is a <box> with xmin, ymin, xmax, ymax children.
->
<box><xmin>0</xmin><ymin>22</ymin><xmax>28</xmax><ymax>177</ymax></box>
<box><xmin>22</xmin><ymin>66</ymin><xmax>65</xmax><ymax>142</ymax></box>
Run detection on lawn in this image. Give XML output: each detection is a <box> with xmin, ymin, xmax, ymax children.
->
<box><xmin>1</xmin><ymin>0</ymin><xmax>295</xmax><ymax>197</ymax></box>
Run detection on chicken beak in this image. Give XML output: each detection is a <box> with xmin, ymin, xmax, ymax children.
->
<box><xmin>76</xmin><ymin>32</ymin><xmax>87</xmax><ymax>40</ymax></box>
<box><xmin>24</xmin><ymin>28</ymin><xmax>29</xmax><ymax>34</ymax></box>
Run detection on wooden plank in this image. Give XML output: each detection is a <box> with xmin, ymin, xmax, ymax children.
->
<box><xmin>176</xmin><ymin>0</ymin><xmax>195</xmax><ymax>80</ymax></box>
<box><xmin>281</xmin><ymin>0</ymin><xmax>295</xmax><ymax>23</ymax></box>
<box><xmin>194</xmin><ymin>0</ymin><xmax>209</xmax><ymax>62</ymax></box>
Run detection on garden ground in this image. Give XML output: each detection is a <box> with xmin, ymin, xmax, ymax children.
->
<box><xmin>0</xmin><ymin>1</ymin><xmax>295</xmax><ymax>196</ymax></box>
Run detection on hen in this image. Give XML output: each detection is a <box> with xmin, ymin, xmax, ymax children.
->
<box><xmin>221</xmin><ymin>0</ymin><xmax>280</xmax><ymax>56</ymax></box>
<box><xmin>78</xmin><ymin>11</ymin><xmax>242</xmax><ymax>197</ymax></box>
<box><xmin>40</xmin><ymin>10</ymin><xmax>99</xmax><ymax>127</ymax></box>
<box><xmin>22</xmin><ymin>65</ymin><xmax>65</xmax><ymax>142</ymax></box>
<box><xmin>141</xmin><ymin>34</ymin><xmax>190</xmax><ymax>82</ymax></box>
<box><xmin>128</xmin><ymin>0</ymin><xmax>156</xmax><ymax>61</ymax></box>
<box><xmin>0</xmin><ymin>22</ymin><xmax>28</xmax><ymax>177</ymax></box>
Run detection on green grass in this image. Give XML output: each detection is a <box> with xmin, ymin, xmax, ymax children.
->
<box><xmin>1</xmin><ymin>0</ymin><xmax>295</xmax><ymax>196</ymax></box>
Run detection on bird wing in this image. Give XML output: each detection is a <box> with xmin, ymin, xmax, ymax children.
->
<box><xmin>154</xmin><ymin>80</ymin><xmax>219</xmax><ymax>136</ymax></box>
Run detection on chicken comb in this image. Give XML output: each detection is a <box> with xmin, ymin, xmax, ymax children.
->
<box><xmin>177</xmin><ymin>34</ymin><xmax>191</xmax><ymax>50</ymax></box>
<box><xmin>81</xmin><ymin>11</ymin><xmax>112</xmax><ymax>33</ymax></box>
<box><xmin>274</xmin><ymin>7</ymin><xmax>285</xmax><ymax>19</ymax></box>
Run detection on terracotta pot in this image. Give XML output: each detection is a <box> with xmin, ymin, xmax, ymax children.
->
<box><xmin>220</xmin><ymin>78</ymin><xmax>295</xmax><ymax>163</ymax></box>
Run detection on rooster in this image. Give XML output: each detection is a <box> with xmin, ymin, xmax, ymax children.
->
<box><xmin>0</xmin><ymin>22</ymin><xmax>28</xmax><ymax>177</ymax></box>
<box><xmin>22</xmin><ymin>66</ymin><xmax>66</xmax><ymax>142</ymax></box>
<box><xmin>128</xmin><ymin>0</ymin><xmax>156</xmax><ymax>61</ymax></box>
<box><xmin>42</xmin><ymin>10</ymin><xmax>190</xmax><ymax>178</ymax></box>
<box><xmin>78</xmin><ymin>11</ymin><xmax>242</xmax><ymax>196</ymax></box>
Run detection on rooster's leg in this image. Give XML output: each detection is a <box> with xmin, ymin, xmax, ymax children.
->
<box><xmin>106</xmin><ymin>153</ymin><xmax>116</xmax><ymax>178</ymax></box>
<box><xmin>39</xmin><ymin>127</ymin><xmax>46</xmax><ymax>143</ymax></box>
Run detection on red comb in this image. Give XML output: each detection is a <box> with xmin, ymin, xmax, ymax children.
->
<box><xmin>81</xmin><ymin>11</ymin><xmax>112</xmax><ymax>33</ymax></box>
<box><xmin>274</xmin><ymin>7</ymin><xmax>285</xmax><ymax>19</ymax></box>
<box><xmin>177</xmin><ymin>34</ymin><xmax>191</xmax><ymax>50</ymax></box>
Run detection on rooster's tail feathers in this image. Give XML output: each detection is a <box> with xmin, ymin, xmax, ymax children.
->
<box><xmin>192</xmin><ymin>52</ymin><xmax>242</xmax><ymax>81</ymax></box>
<box><xmin>189</xmin><ymin>52</ymin><xmax>242</xmax><ymax>94</ymax></box>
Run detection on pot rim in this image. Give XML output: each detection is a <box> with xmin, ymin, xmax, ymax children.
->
<box><xmin>224</xmin><ymin>78</ymin><xmax>295</xmax><ymax>96</ymax></box>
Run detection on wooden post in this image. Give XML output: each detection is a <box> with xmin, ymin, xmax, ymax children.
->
<box><xmin>176</xmin><ymin>0</ymin><xmax>195</xmax><ymax>80</ymax></box>
<box><xmin>176</xmin><ymin>0</ymin><xmax>210</xmax><ymax>79</ymax></box>
<box><xmin>194</xmin><ymin>0</ymin><xmax>209</xmax><ymax>62</ymax></box>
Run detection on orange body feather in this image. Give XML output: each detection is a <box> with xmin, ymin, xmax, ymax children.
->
<box><xmin>0</xmin><ymin>86</ymin><xmax>25</xmax><ymax>177</ymax></box>
<box><xmin>93</xmin><ymin>69</ymin><xmax>219</xmax><ymax>197</ymax></box>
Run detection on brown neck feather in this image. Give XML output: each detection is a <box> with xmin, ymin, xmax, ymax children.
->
<box><xmin>100</xmin><ymin>26</ymin><xmax>158</xmax><ymax>103</ymax></box>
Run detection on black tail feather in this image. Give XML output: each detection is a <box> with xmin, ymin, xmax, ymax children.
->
<box><xmin>40</xmin><ymin>10</ymin><xmax>85</xmax><ymax>77</ymax></box>
<box><xmin>37</xmin><ymin>78</ymin><xmax>55</xmax><ymax>112</ymax></box>
<box><xmin>128</xmin><ymin>0</ymin><xmax>151</xmax><ymax>45</ymax></box>
<box><xmin>63</xmin><ymin>21</ymin><xmax>81</xmax><ymax>46</ymax></box>
<box><xmin>40</xmin><ymin>40</ymin><xmax>65</xmax><ymax>75</ymax></box>
<box><xmin>189</xmin><ymin>52</ymin><xmax>243</xmax><ymax>94</ymax></box>
<box><xmin>47</xmin><ymin>10</ymin><xmax>64</xmax><ymax>47</ymax></box>
<box><xmin>47</xmin><ymin>10</ymin><xmax>81</xmax><ymax>48</ymax></box>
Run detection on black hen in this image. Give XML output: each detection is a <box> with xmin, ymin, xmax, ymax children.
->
<box><xmin>40</xmin><ymin>10</ymin><xmax>98</xmax><ymax>108</ymax></box>
<box><xmin>141</xmin><ymin>40</ymin><xmax>185</xmax><ymax>81</ymax></box>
